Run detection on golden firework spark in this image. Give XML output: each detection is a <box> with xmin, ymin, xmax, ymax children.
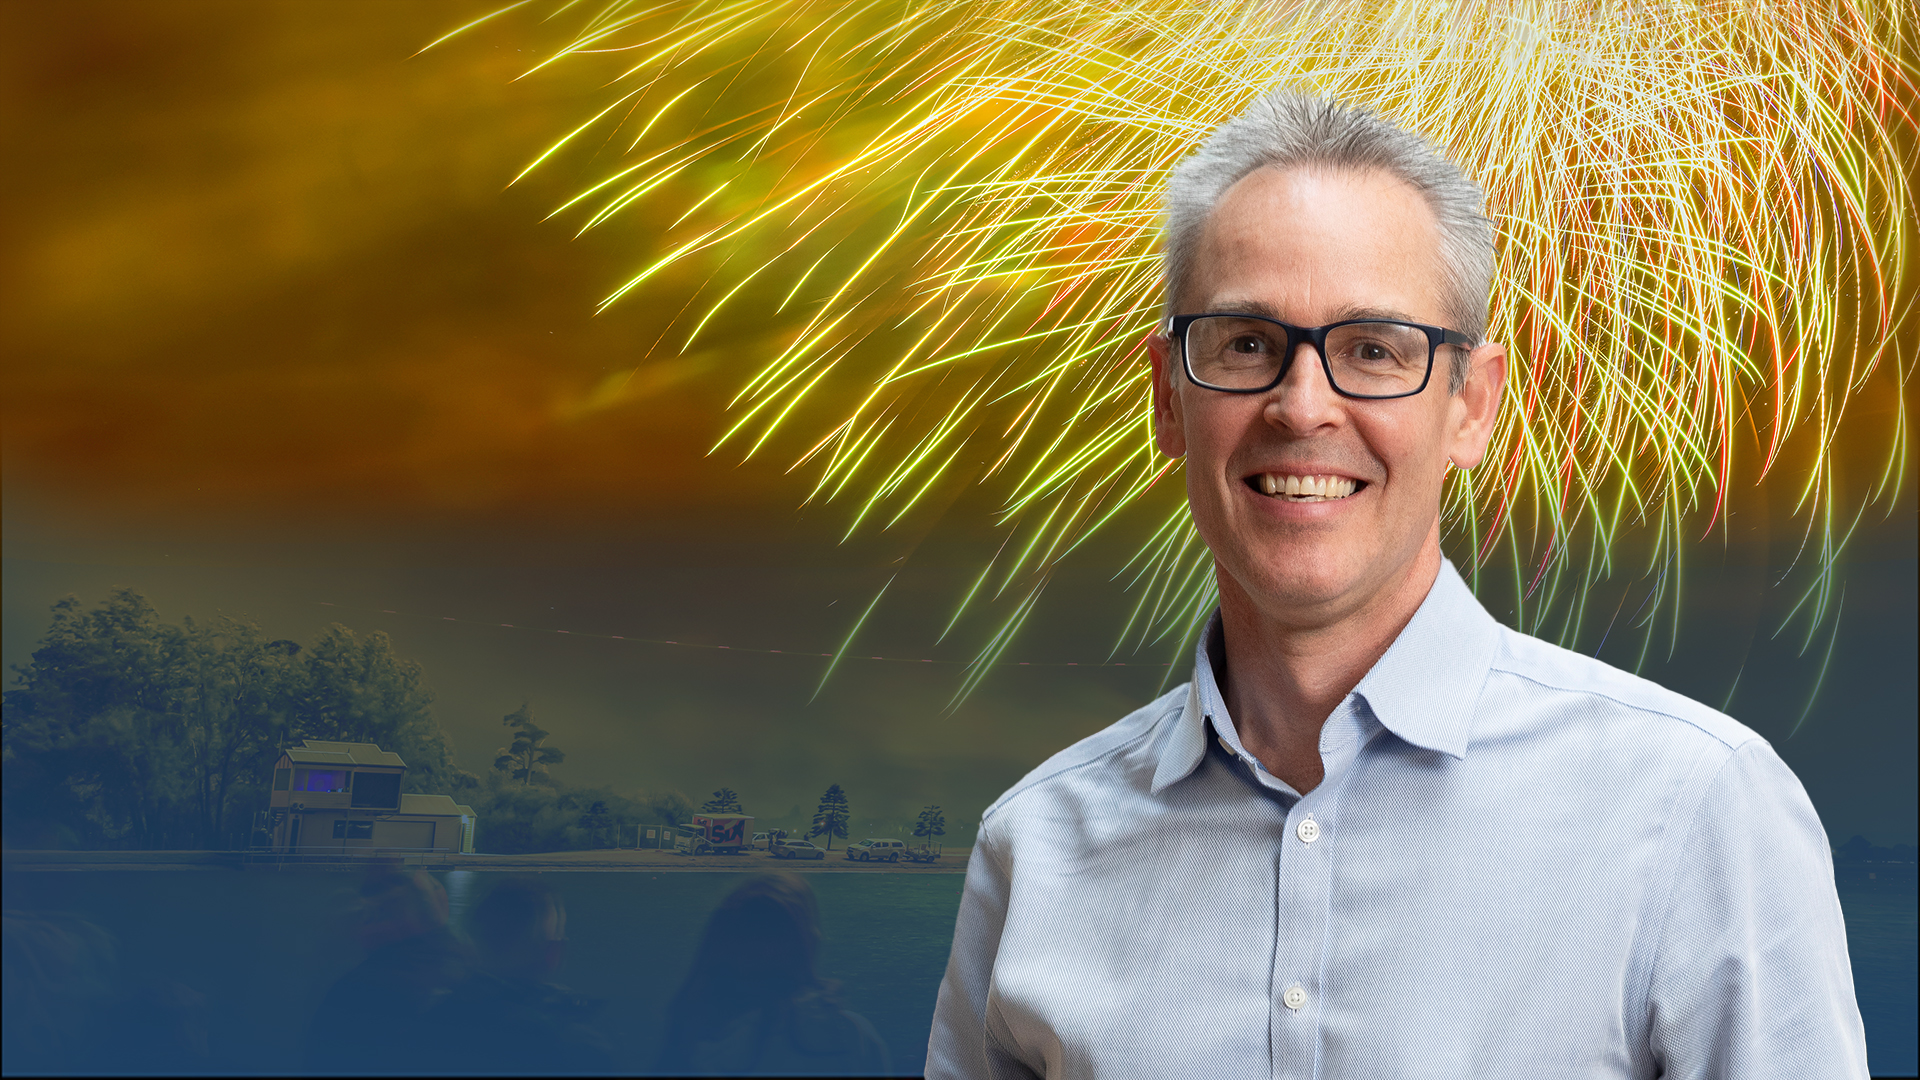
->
<box><xmin>452</xmin><ymin>0</ymin><xmax>1914</xmax><ymax>701</ymax></box>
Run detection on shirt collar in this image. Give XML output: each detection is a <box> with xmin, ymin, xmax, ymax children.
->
<box><xmin>1151</xmin><ymin>558</ymin><xmax>1500</xmax><ymax>794</ymax></box>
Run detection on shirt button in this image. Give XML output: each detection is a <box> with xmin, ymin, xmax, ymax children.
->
<box><xmin>1296</xmin><ymin>817</ymin><xmax>1320</xmax><ymax>844</ymax></box>
<box><xmin>1283</xmin><ymin>985</ymin><xmax>1308</xmax><ymax>1011</ymax></box>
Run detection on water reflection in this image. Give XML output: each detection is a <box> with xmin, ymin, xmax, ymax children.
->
<box><xmin>443</xmin><ymin>869</ymin><xmax>480</xmax><ymax>927</ymax></box>
<box><xmin>658</xmin><ymin>873</ymin><xmax>892</xmax><ymax>1076</ymax></box>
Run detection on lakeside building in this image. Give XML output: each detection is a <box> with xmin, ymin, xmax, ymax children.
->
<box><xmin>266</xmin><ymin>740</ymin><xmax>476</xmax><ymax>854</ymax></box>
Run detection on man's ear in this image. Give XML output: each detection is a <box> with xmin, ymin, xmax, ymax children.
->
<box><xmin>1147</xmin><ymin>330</ymin><xmax>1187</xmax><ymax>459</ymax></box>
<box><xmin>1445</xmin><ymin>341</ymin><xmax>1506</xmax><ymax>470</ymax></box>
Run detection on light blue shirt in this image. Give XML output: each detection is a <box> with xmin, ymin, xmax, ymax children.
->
<box><xmin>928</xmin><ymin>560</ymin><xmax>1866</xmax><ymax>1079</ymax></box>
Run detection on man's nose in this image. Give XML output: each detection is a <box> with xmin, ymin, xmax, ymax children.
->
<box><xmin>1263</xmin><ymin>340</ymin><xmax>1344</xmax><ymax>431</ymax></box>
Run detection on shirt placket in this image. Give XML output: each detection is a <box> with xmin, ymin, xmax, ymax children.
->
<box><xmin>1269</xmin><ymin>699</ymin><xmax>1368</xmax><ymax>1080</ymax></box>
<box><xmin>1271</xmin><ymin>795</ymin><xmax>1327</xmax><ymax>1075</ymax></box>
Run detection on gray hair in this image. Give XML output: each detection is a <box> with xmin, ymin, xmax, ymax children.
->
<box><xmin>1163</xmin><ymin>90</ymin><xmax>1494</xmax><ymax>390</ymax></box>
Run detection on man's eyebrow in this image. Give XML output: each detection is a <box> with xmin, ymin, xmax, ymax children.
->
<box><xmin>1330</xmin><ymin>304</ymin><xmax>1423</xmax><ymax>323</ymax></box>
<box><xmin>1203</xmin><ymin>298</ymin><xmax>1283</xmax><ymax>318</ymax></box>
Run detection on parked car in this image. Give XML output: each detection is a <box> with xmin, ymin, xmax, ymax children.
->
<box><xmin>751</xmin><ymin>831</ymin><xmax>770</xmax><ymax>850</ymax></box>
<box><xmin>902</xmin><ymin>846</ymin><xmax>942</xmax><ymax>863</ymax></box>
<box><xmin>771</xmin><ymin>840</ymin><xmax>826</xmax><ymax>860</ymax></box>
<box><xmin>846</xmin><ymin>838</ymin><xmax>908</xmax><ymax>862</ymax></box>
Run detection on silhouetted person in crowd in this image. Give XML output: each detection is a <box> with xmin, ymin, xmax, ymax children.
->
<box><xmin>4</xmin><ymin>909</ymin><xmax>209</xmax><ymax>1074</ymax></box>
<box><xmin>435</xmin><ymin>876</ymin><xmax>616</xmax><ymax>1075</ymax></box>
<box><xmin>4</xmin><ymin>909</ymin><xmax>119</xmax><ymax>1073</ymax></box>
<box><xmin>658</xmin><ymin>873</ymin><xmax>891</xmax><ymax>1076</ymax></box>
<box><xmin>305</xmin><ymin>867</ymin><xmax>471</xmax><ymax>1074</ymax></box>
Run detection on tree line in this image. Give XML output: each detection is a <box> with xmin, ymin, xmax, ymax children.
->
<box><xmin>793</xmin><ymin>784</ymin><xmax>946</xmax><ymax>851</ymax></box>
<box><xmin>3</xmin><ymin>590</ymin><xmax>954</xmax><ymax>855</ymax></box>
<box><xmin>3</xmin><ymin>589</ymin><xmax>462</xmax><ymax>850</ymax></box>
<box><xmin>0</xmin><ymin>590</ymin><xmax>701</xmax><ymax>853</ymax></box>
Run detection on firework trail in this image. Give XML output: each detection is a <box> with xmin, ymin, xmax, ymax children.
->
<box><xmin>444</xmin><ymin>0</ymin><xmax>1915</xmax><ymax>701</ymax></box>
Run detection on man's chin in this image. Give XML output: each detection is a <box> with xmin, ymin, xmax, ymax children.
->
<box><xmin>1227</xmin><ymin>557</ymin><xmax>1369</xmax><ymax>619</ymax></box>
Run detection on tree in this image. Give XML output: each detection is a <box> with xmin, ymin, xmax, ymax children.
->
<box><xmin>3</xmin><ymin>591</ymin><xmax>316</xmax><ymax>849</ymax></box>
<box><xmin>646</xmin><ymin>789</ymin><xmax>693</xmax><ymax>827</ymax></box>
<box><xmin>809</xmin><ymin>783</ymin><xmax>849</xmax><ymax>850</ymax></box>
<box><xmin>296</xmin><ymin>624</ymin><xmax>463</xmax><ymax>795</ymax></box>
<box><xmin>4</xmin><ymin>590</ymin><xmax>182</xmax><ymax>848</ymax></box>
<box><xmin>701</xmin><ymin>787</ymin><xmax>742</xmax><ymax>814</ymax></box>
<box><xmin>168</xmin><ymin>615</ymin><xmax>304</xmax><ymax>850</ymax></box>
<box><xmin>914</xmin><ymin>805</ymin><xmax>947</xmax><ymax>851</ymax></box>
<box><xmin>492</xmin><ymin>704</ymin><xmax>564</xmax><ymax>785</ymax></box>
<box><xmin>3</xmin><ymin>590</ymin><xmax>471</xmax><ymax>851</ymax></box>
<box><xmin>467</xmin><ymin>778</ymin><xmax>654</xmax><ymax>854</ymax></box>
<box><xmin>579</xmin><ymin>800</ymin><xmax>615</xmax><ymax>848</ymax></box>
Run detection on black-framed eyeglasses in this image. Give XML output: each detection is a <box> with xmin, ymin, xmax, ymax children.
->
<box><xmin>1168</xmin><ymin>313</ymin><xmax>1475</xmax><ymax>399</ymax></box>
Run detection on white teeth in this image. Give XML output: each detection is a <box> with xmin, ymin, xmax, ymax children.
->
<box><xmin>1256</xmin><ymin>473</ymin><xmax>1359</xmax><ymax>501</ymax></box>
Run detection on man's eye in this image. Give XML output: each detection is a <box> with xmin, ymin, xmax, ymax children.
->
<box><xmin>1227</xmin><ymin>336</ymin><xmax>1267</xmax><ymax>354</ymax></box>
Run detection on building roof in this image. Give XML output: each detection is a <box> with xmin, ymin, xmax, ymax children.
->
<box><xmin>285</xmin><ymin>750</ymin><xmax>353</xmax><ymax>766</ymax></box>
<box><xmin>286</xmin><ymin>740</ymin><xmax>406</xmax><ymax>768</ymax></box>
<box><xmin>399</xmin><ymin>793</ymin><xmax>476</xmax><ymax>818</ymax></box>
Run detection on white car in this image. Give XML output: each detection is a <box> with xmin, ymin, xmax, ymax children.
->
<box><xmin>847</xmin><ymin>838</ymin><xmax>908</xmax><ymax>862</ymax></box>
<box><xmin>771</xmin><ymin>840</ymin><xmax>826</xmax><ymax>860</ymax></box>
<box><xmin>751</xmin><ymin>831</ymin><xmax>770</xmax><ymax>849</ymax></box>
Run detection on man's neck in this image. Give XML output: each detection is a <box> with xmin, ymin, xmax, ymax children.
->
<box><xmin>1216</xmin><ymin>536</ymin><xmax>1442</xmax><ymax>794</ymax></box>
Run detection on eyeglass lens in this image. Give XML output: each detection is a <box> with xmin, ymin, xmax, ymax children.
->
<box><xmin>1185</xmin><ymin>317</ymin><xmax>1431</xmax><ymax>395</ymax></box>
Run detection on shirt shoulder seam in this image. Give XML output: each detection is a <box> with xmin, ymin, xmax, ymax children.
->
<box><xmin>980</xmin><ymin>693</ymin><xmax>1184</xmax><ymax>823</ymax></box>
<box><xmin>1488</xmin><ymin>642</ymin><xmax>1759</xmax><ymax>752</ymax></box>
<box><xmin>972</xmin><ymin>815</ymin><xmax>1008</xmax><ymax>878</ymax></box>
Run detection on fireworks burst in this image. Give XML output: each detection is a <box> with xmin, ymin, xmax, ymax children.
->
<box><xmin>448</xmin><ymin>0</ymin><xmax>1914</xmax><ymax>700</ymax></box>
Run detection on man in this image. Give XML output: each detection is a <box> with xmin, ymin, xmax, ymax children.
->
<box><xmin>927</xmin><ymin>91</ymin><xmax>1865</xmax><ymax>1079</ymax></box>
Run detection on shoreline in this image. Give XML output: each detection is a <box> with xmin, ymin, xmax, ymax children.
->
<box><xmin>1</xmin><ymin>847</ymin><xmax>971</xmax><ymax>874</ymax></box>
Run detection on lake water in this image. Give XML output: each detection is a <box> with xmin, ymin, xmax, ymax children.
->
<box><xmin>4</xmin><ymin>865</ymin><xmax>1913</xmax><ymax>1076</ymax></box>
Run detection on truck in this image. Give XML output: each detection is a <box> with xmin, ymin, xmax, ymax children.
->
<box><xmin>675</xmin><ymin>813</ymin><xmax>754</xmax><ymax>855</ymax></box>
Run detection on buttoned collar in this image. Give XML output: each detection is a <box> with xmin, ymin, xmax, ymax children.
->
<box><xmin>1151</xmin><ymin>558</ymin><xmax>1501</xmax><ymax>794</ymax></box>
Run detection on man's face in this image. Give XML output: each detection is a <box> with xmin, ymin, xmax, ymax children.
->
<box><xmin>1148</xmin><ymin>166</ymin><xmax>1505</xmax><ymax>627</ymax></box>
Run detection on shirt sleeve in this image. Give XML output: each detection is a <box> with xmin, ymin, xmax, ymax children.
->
<box><xmin>927</xmin><ymin>822</ymin><xmax>1037</xmax><ymax>1080</ymax></box>
<box><xmin>1646</xmin><ymin>739</ymin><xmax>1868</xmax><ymax>1079</ymax></box>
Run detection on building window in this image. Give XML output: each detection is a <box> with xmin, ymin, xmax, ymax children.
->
<box><xmin>349</xmin><ymin>771</ymin><xmax>402</xmax><ymax>809</ymax></box>
<box><xmin>273</xmin><ymin>768</ymin><xmax>291</xmax><ymax>791</ymax></box>
<box><xmin>332</xmin><ymin>820</ymin><xmax>374</xmax><ymax>840</ymax></box>
<box><xmin>295</xmin><ymin>770</ymin><xmax>347</xmax><ymax>793</ymax></box>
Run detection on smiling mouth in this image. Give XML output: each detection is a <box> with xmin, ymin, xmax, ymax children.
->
<box><xmin>1247</xmin><ymin>473</ymin><xmax>1364</xmax><ymax>502</ymax></box>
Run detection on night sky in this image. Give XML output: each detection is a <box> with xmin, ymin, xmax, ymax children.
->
<box><xmin>4</xmin><ymin>0</ymin><xmax>1914</xmax><ymax>846</ymax></box>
